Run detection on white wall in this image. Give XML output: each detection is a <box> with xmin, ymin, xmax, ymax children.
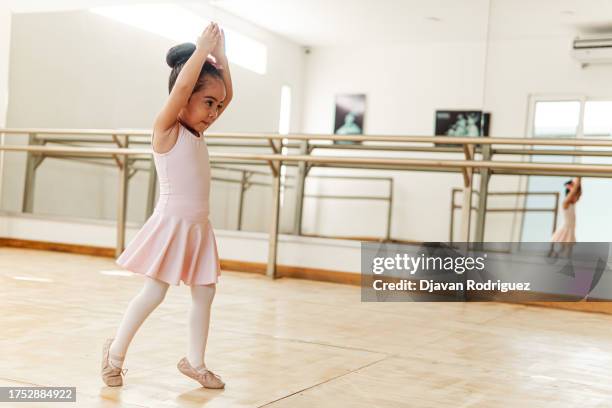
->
<box><xmin>300</xmin><ymin>42</ymin><xmax>487</xmax><ymax>242</ymax></box>
<box><xmin>2</xmin><ymin>9</ymin><xmax>304</xmax><ymax>232</ymax></box>
<box><xmin>0</xmin><ymin>7</ymin><xmax>10</xmax><ymax>127</ymax></box>
<box><xmin>0</xmin><ymin>6</ymin><xmax>11</xmax><ymax>216</ymax></box>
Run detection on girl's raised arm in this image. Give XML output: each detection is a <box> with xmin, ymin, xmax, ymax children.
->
<box><xmin>154</xmin><ymin>23</ymin><xmax>220</xmax><ymax>134</ymax></box>
<box><xmin>211</xmin><ymin>28</ymin><xmax>233</xmax><ymax>117</ymax></box>
<box><xmin>562</xmin><ymin>178</ymin><xmax>581</xmax><ymax>209</ymax></box>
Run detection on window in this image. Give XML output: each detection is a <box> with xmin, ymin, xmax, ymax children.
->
<box><xmin>533</xmin><ymin>101</ymin><xmax>581</xmax><ymax>137</ymax></box>
<box><xmin>278</xmin><ymin>85</ymin><xmax>291</xmax><ymax>136</ymax></box>
<box><xmin>90</xmin><ymin>4</ymin><xmax>267</xmax><ymax>74</ymax></box>
<box><xmin>583</xmin><ymin>101</ymin><xmax>612</xmax><ymax>137</ymax></box>
<box><xmin>278</xmin><ymin>85</ymin><xmax>291</xmax><ymax>206</ymax></box>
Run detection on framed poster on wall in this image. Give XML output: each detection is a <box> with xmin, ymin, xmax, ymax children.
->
<box><xmin>334</xmin><ymin>94</ymin><xmax>366</xmax><ymax>145</ymax></box>
<box><xmin>434</xmin><ymin>110</ymin><xmax>490</xmax><ymax>147</ymax></box>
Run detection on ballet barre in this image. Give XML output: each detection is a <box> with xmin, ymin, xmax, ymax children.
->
<box><xmin>6</xmin><ymin>127</ymin><xmax>612</xmax><ymax>146</ymax></box>
<box><xmin>3</xmin><ymin>129</ymin><xmax>612</xmax><ymax>278</ymax></box>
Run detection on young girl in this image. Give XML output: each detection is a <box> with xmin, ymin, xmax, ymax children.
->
<box><xmin>101</xmin><ymin>22</ymin><xmax>233</xmax><ymax>389</ymax></box>
<box><xmin>552</xmin><ymin>177</ymin><xmax>581</xmax><ymax>243</ymax></box>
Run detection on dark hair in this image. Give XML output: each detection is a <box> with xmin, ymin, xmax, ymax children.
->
<box><xmin>564</xmin><ymin>180</ymin><xmax>572</xmax><ymax>196</ymax></box>
<box><xmin>166</xmin><ymin>42</ymin><xmax>222</xmax><ymax>94</ymax></box>
<box><xmin>564</xmin><ymin>179</ymin><xmax>582</xmax><ymax>196</ymax></box>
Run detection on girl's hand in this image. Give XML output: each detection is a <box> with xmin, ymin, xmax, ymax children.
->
<box><xmin>196</xmin><ymin>22</ymin><xmax>220</xmax><ymax>54</ymax></box>
<box><xmin>211</xmin><ymin>27</ymin><xmax>227</xmax><ymax>62</ymax></box>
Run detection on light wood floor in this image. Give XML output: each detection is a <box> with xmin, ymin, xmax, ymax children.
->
<box><xmin>2</xmin><ymin>247</ymin><xmax>612</xmax><ymax>407</ymax></box>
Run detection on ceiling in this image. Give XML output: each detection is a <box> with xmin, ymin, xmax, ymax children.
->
<box><xmin>210</xmin><ymin>0</ymin><xmax>490</xmax><ymax>45</ymax></box>
<box><xmin>4</xmin><ymin>0</ymin><xmax>612</xmax><ymax>46</ymax></box>
<box><xmin>3</xmin><ymin>0</ymin><xmax>194</xmax><ymax>13</ymax></box>
<box><xmin>487</xmin><ymin>0</ymin><xmax>612</xmax><ymax>40</ymax></box>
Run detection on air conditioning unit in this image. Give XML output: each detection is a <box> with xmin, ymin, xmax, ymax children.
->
<box><xmin>572</xmin><ymin>35</ymin><xmax>612</xmax><ymax>66</ymax></box>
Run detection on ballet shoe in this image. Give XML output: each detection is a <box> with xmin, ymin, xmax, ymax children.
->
<box><xmin>101</xmin><ymin>338</ymin><xmax>128</xmax><ymax>387</ymax></box>
<box><xmin>177</xmin><ymin>357</ymin><xmax>225</xmax><ymax>389</ymax></box>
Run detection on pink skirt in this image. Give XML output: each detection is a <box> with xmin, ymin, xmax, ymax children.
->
<box><xmin>115</xmin><ymin>213</ymin><xmax>221</xmax><ymax>286</ymax></box>
<box><xmin>551</xmin><ymin>226</ymin><xmax>576</xmax><ymax>243</ymax></box>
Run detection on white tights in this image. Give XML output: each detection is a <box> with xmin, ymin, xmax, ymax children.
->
<box><xmin>109</xmin><ymin>276</ymin><xmax>216</xmax><ymax>371</ymax></box>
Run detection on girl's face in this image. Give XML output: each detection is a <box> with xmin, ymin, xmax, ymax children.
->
<box><xmin>179</xmin><ymin>77</ymin><xmax>227</xmax><ymax>133</ymax></box>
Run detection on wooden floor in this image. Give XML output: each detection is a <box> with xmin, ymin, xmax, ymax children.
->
<box><xmin>2</xmin><ymin>247</ymin><xmax>612</xmax><ymax>407</ymax></box>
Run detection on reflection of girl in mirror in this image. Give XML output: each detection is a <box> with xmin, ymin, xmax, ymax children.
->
<box><xmin>552</xmin><ymin>177</ymin><xmax>581</xmax><ymax>243</ymax></box>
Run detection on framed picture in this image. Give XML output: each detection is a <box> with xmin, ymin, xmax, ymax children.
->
<box><xmin>434</xmin><ymin>110</ymin><xmax>490</xmax><ymax>147</ymax></box>
<box><xmin>334</xmin><ymin>94</ymin><xmax>365</xmax><ymax>145</ymax></box>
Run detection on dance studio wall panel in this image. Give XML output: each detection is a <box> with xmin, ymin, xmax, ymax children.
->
<box><xmin>301</xmin><ymin>33</ymin><xmax>612</xmax><ymax>242</ymax></box>
<box><xmin>0</xmin><ymin>6</ymin><xmax>10</xmax><ymax>127</ymax></box>
<box><xmin>2</xmin><ymin>9</ymin><xmax>305</xmax><ymax>233</ymax></box>
<box><xmin>300</xmin><ymin>41</ymin><xmax>487</xmax><ymax>242</ymax></box>
<box><xmin>482</xmin><ymin>34</ymin><xmax>612</xmax><ymax>242</ymax></box>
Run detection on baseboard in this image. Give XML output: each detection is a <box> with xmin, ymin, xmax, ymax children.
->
<box><xmin>219</xmin><ymin>259</ymin><xmax>361</xmax><ymax>285</ymax></box>
<box><xmin>0</xmin><ymin>237</ymin><xmax>116</xmax><ymax>257</ymax></box>
<box><xmin>2</xmin><ymin>237</ymin><xmax>611</xmax><ymax>314</ymax></box>
<box><xmin>0</xmin><ymin>237</ymin><xmax>361</xmax><ymax>286</ymax></box>
<box><xmin>521</xmin><ymin>301</ymin><xmax>612</xmax><ymax>315</ymax></box>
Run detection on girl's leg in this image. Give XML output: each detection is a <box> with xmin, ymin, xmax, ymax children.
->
<box><xmin>109</xmin><ymin>276</ymin><xmax>170</xmax><ymax>368</ymax></box>
<box><xmin>187</xmin><ymin>283</ymin><xmax>216</xmax><ymax>370</ymax></box>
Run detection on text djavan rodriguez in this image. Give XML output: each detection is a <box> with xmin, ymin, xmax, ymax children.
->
<box><xmin>370</xmin><ymin>253</ymin><xmax>532</xmax><ymax>293</ymax></box>
<box><xmin>373</xmin><ymin>279</ymin><xmax>531</xmax><ymax>293</ymax></box>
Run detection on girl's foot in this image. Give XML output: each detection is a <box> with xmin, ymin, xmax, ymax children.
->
<box><xmin>177</xmin><ymin>357</ymin><xmax>225</xmax><ymax>389</ymax></box>
<box><xmin>101</xmin><ymin>338</ymin><xmax>128</xmax><ymax>387</ymax></box>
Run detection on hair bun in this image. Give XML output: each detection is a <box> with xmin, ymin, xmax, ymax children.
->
<box><xmin>166</xmin><ymin>42</ymin><xmax>196</xmax><ymax>68</ymax></box>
